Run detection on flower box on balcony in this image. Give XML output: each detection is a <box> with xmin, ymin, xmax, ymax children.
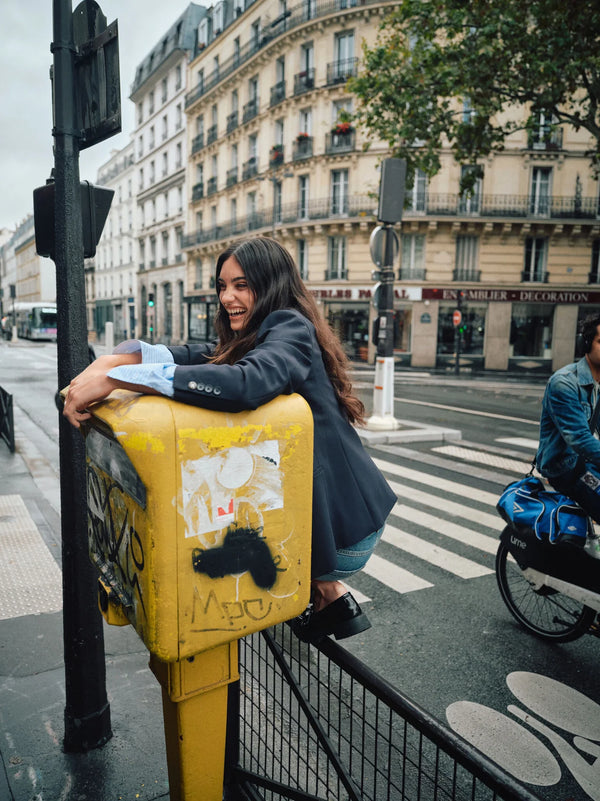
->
<box><xmin>296</xmin><ymin>132</ymin><xmax>310</xmax><ymax>143</ymax></box>
<box><xmin>331</xmin><ymin>122</ymin><xmax>353</xmax><ymax>136</ymax></box>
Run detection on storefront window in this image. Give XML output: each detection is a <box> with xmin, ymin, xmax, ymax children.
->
<box><xmin>326</xmin><ymin>303</ymin><xmax>369</xmax><ymax>360</ymax></box>
<box><xmin>188</xmin><ymin>300</ymin><xmax>217</xmax><ymax>342</ymax></box>
<box><xmin>510</xmin><ymin>303</ymin><xmax>553</xmax><ymax>358</ymax></box>
<box><xmin>437</xmin><ymin>304</ymin><xmax>486</xmax><ymax>354</ymax></box>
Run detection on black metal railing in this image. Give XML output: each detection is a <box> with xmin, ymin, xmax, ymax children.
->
<box><xmin>325</xmin><ymin>130</ymin><xmax>356</xmax><ymax>154</ymax></box>
<box><xmin>527</xmin><ymin>128</ymin><xmax>563</xmax><ymax>151</ymax></box>
<box><xmin>242</xmin><ymin>98</ymin><xmax>259</xmax><ymax>124</ymax></box>
<box><xmin>185</xmin><ymin>0</ymin><xmax>387</xmax><ymax>109</ymax></box>
<box><xmin>226</xmin><ymin>167</ymin><xmax>238</xmax><ymax>187</ymax></box>
<box><xmin>207</xmin><ymin>177</ymin><xmax>218</xmax><ymax>196</ymax></box>
<box><xmin>269</xmin><ymin>147</ymin><xmax>284</xmax><ymax>167</ymax></box>
<box><xmin>406</xmin><ymin>193</ymin><xmax>600</xmax><ymax>219</ymax></box>
<box><xmin>242</xmin><ymin>157</ymin><xmax>258</xmax><ymax>181</ymax></box>
<box><xmin>293</xmin><ymin>136</ymin><xmax>314</xmax><ymax>160</ymax></box>
<box><xmin>521</xmin><ymin>270</ymin><xmax>549</xmax><ymax>283</ymax></box>
<box><xmin>207</xmin><ymin>124</ymin><xmax>218</xmax><ymax>145</ymax></box>
<box><xmin>270</xmin><ymin>80</ymin><xmax>286</xmax><ymax>107</ymax></box>
<box><xmin>182</xmin><ymin>195</ymin><xmax>374</xmax><ymax>249</ymax></box>
<box><xmin>192</xmin><ymin>182</ymin><xmax>204</xmax><ymax>202</ymax></box>
<box><xmin>191</xmin><ymin>133</ymin><xmax>205</xmax><ymax>155</ymax></box>
<box><xmin>294</xmin><ymin>68</ymin><xmax>316</xmax><ymax>95</ymax></box>
<box><xmin>326</xmin><ymin>57</ymin><xmax>359</xmax><ymax>85</ymax></box>
<box><xmin>0</xmin><ymin>386</ymin><xmax>15</xmax><ymax>453</ymax></box>
<box><xmin>453</xmin><ymin>269</ymin><xmax>481</xmax><ymax>282</ymax></box>
<box><xmin>226</xmin><ymin>111</ymin><xmax>239</xmax><ymax>134</ymax></box>
<box><xmin>227</xmin><ymin>624</ymin><xmax>543</xmax><ymax>801</ymax></box>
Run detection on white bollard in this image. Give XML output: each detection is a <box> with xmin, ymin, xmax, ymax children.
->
<box><xmin>105</xmin><ymin>321</ymin><xmax>114</xmax><ymax>353</ymax></box>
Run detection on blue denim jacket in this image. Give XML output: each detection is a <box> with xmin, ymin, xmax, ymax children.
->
<box><xmin>536</xmin><ymin>356</ymin><xmax>600</xmax><ymax>479</ymax></box>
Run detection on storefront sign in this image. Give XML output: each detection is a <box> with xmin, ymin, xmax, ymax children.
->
<box><xmin>311</xmin><ymin>286</ymin><xmax>422</xmax><ymax>301</ymax></box>
<box><xmin>422</xmin><ymin>288</ymin><xmax>600</xmax><ymax>304</ymax></box>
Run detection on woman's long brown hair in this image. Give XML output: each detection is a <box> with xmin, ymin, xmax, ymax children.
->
<box><xmin>210</xmin><ymin>236</ymin><xmax>365</xmax><ymax>425</ymax></box>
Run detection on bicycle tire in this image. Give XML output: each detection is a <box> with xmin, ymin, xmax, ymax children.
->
<box><xmin>495</xmin><ymin>538</ymin><xmax>595</xmax><ymax>643</ymax></box>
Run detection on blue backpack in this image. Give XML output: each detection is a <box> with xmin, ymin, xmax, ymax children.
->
<box><xmin>497</xmin><ymin>475</ymin><xmax>588</xmax><ymax>543</ymax></box>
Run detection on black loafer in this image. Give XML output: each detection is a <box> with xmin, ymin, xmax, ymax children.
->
<box><xmin>290</xmin><ymin>592</ymin><xmax>371</xmax><ymax>643</ymax></box>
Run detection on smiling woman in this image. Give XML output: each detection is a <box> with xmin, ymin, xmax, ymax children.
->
<box><xmin>63</xmin><ymin>236</ymin><xmax>396</xmax><ymax>644</ymax></box>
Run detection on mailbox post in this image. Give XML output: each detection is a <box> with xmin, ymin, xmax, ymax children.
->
<box><xmin>84</xmin><ymin>392</ymin><xmax>313</xmax><ymax>800</ymax></box>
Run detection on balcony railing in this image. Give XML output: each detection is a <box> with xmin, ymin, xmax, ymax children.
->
<box><xmin>242</xmin><ymin>98</ymin><xmax>259</xmax><ymax>124</ymax></box>
<box><xmin>453</xmin><ymin>269</ymin><xmax>481</xmax><ymax>282</ymax></box>
<box><xmin>325</xmin><ymin>130</ymin><xmax>356</xmax><ymax>154</ymax></box>
<box><xmin>182</xmin><ymin>195</ymin><xmax>374</xmax><ymax>249</ymax></box>
<box><xmin>192</xmin><ymin>182</ymin><xmax>204</xmax><ymax>201</ymax></box>
<box><xmin>242</xmin><ymin>157</ymin><xmax>258</xmax><ymax>181</ymax></box>
<box><xmin>226</xmin><ymin>167</ymin><xmax>238</xmax><ymax>187</ymax></box>
<box><xmin>527</xmin><ymin>128</ymin><xmax>563</xmax><ymax>151</ymax></box>
<box><xmin>325</xmin><ymin>269</ymin><xmax>348</xmax><ymax>280</ymax></box>
<box><xmin>184</xmin><ymin>0</ymin><xmax>383</xmax><ymax>109</ymax></box>
<box><xmin>398</xmin><ymin>267</ymin><xmax>427</xmax><ymax>281</ymax></box>
<box><xmin>270</xmin><ymin>80</ymin><xmax>286</xmax><ymax>107</ymax></box>
<box><xmin>293</xmin><ymin>136</ymin><xmax>313</xmax><ymax>160</ymax></box>
<box><xmin>206</xmin><ymin>125</ymin><xmax>218</xmax><ymax>145</ymax></box>
<box><xmin>191</xmin><ymin>133</ymin><xmax>205</xmax><ymax>154</ymax></box>
<box><xmin>326</xmin><ymin>57</ymin><xmax>358</xmax><ymax>85</ymax></box>
<box><xmin>403</xmin><ymin>193</ymin><xmax>600</xmax><ymax>220</ymax></box>
<box><xmin>226</xmin><ymin>111</ymin><xmax>239</xmax><ymax>134</ymax></box>
<box><xmin>269</xmin><ymin>146</ymin><xmax>284</xmax><ymax>167</ymax></box>
<box><xmin>521</xmin><ymin>270</ymin><xmax>549</xmax><ymax>283</ymax></box>
<box><xmin>293</xmin><ymin>69</ymin><xmax>315</xmax><ymax>95</ymax></box>
<box><xmin>207</xmin><ymin>177</ymin><xmax>218</xmax><ymax>196</ymax></box>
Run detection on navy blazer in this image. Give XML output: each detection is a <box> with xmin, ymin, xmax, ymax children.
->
<box><xmin>168</xmin><ymin>309</ymin><xmax>396</xmax><ymax>577</ymax></box>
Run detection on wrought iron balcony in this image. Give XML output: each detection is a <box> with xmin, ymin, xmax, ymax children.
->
<box><xmin>242</xmin><ymin>98</ymin><xmax>258</xmax><ymax>124</ymax></box>
<box><xmin>269</xmin><ymin>146</ymin><xmax>284</xmax><ymax>167</ymax></box>
<box><xmin>527</xmin><ymin>128</ymin><xmax>563</xmax><ymax>151</ymax></box>
<box><xmin>226</xmin><ymin>111</ymin><xmax>239</xmax><ymax>134</ymax></box>
<box><xmin>226</xmin><ymin>167</ymin><xmax>238</xmax><ymax>187</ymax></box>
<box><xmin>191</xmin><ymin>133</ymin><xmax>205</xmax><ymax>154</ymax></box>
<box><xmin>293</xmin><ymin>136</ymin><xmax>313</xmax><ymax>161</ymax></box>
<box><xmin>325</xmin><ymin>130</ymin><xmax>356</xmax><ymax>154</ymax></box>
<box><xmin>206</xmin><ymin>125</ymin><xmax>218</xmax><ymax>145</ymax></box>
<box><xmin>192</xmin><ymin>182</ymin><xmax>204</xmax><ymax>201</ymax></box>
<box><xmin>453</xmin><ymin>269</ymin><xmax>481</xmax><ymax>282</ymax></box>
<box><xmin>326</xmin><ymin>57</ymin><xmax>358</xmax><ymax>86</ymax></box>
<box><xmin>293</xmin><ymin>69</ymin><xmax>315</xmax><ymax>96</ymax></box>
<box><xmin>206</xmin><ymin>177</ymin><xmax>217</xmax><ymax>196</ymax></box>
<box><xmin>270</xmin><ymin>81</ymin><xmax>286</xmax><ymax>107</ymax></box>
<box><xmin>398</xmin><ymin>268</ymin><xmax>427</xmax><ymax>281</ymax></box>
<box><xmin>242</xmin><ymin>157</ymin><xmax>258</xmax><ymax>181</ymax></box>
<box><xmin>402</xmin><ymin>193</ymin><xmax>600</xmax><ymax>220</ymax></box>
<box><xmin>521</xmin><ymin>270</ymin><xmax>549</xmax><ymax>283</ymax></box>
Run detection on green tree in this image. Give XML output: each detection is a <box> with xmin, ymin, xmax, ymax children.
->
<box><xmin>348</xmin><ymin>0</ymin><xmax>600</xmax><ymax>191</ymax></box>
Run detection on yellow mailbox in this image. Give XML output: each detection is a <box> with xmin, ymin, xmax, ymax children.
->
<box><xmin>85</xmin><ymin>391</ymin><xmax>313</xmax><ymax>661</ymax></box>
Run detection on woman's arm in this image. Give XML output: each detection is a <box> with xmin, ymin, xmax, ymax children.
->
<box><xmin>63</xmin><ymin>352</ymin><xmax>162</xmax><ymax>428</ymax></box>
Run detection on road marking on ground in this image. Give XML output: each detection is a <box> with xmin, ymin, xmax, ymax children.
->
<box><xmin>393</xmin><ymin>397</ymin><xmax>539</xmax><ymax>425</ymax></box>
<box><xmin>431</xmin><ymin>445</ymin><xmax>531</xmax><ymax>474</ymax></box>
<box><xmin>382</xmin><ymin>523</ymin><xmax>492</xmax><ymax>578</ymax></box>
<box><xmin>373</xmin><ymin>458</ymin><xmax>499</xmax><ymax>506</ymax></box>
<box><xmin>0</xmin><ymin>494</ymin><xmax>62</xmax><ymax>620</ymax></box>
<box><xmin>391</xmin><ymin>505</ymin><xmax>499</xmax><ymax>555</ymax></box>
<box><xmin>496</xmin><ymin>437</ymin><xmax>539</xmax><ymax>450</ymax></box>
<box><xmin>361</xmin><ymin>553</ymin><xmax>433</xmax><ymax>594</ymax></box>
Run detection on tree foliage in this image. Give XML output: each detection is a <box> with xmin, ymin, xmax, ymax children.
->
<box><xmin>348</xmin><ymin>0</ymin><xmax>600</xmax><ymax>191</ymax></box>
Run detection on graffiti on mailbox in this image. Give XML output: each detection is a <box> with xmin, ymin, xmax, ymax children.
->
<box><xmin>191</xmin><ymin>587</ymin><xmax>273</xmax><ymax>631</ymax></box>
<box><xmin>87</xmin><ymin>465</ymin><xmax>147</xmax><ymax>619</ymax></box>
<box><xmin>192</xmin><ymin>525</ymin><xmax>277</xmax><ymax>589</ymax></box>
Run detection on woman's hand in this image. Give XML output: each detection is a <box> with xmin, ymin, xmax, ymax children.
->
<box><xmin>63</xmin><ymin>353</ymin><xmax>140</xmax><ymax>429</ymax></box>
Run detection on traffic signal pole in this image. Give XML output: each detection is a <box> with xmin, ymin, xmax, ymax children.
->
<box><xmin>52</xmin><ymin>0</ymin><xmax>111</xmax><ymax>752</ymax></box>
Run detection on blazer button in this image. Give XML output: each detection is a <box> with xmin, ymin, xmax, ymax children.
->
<box><xmin>188</xmin><ymin>381</ymin><xmax>197</xmax><ymax>390</ymax></box>
<box><xmin>197</xmin><ymin>383</ymin><xmax>205</xmax><ymax>392</ymax></box>
<box><xmin>213</xmin><ymin>386</ymin><xmax>222</xmax><ymax>395</ymax></box>
<box><xmin>205</xmin><ymin>384</ymin><xmax>213</xmax><ymax>393</ymax></box>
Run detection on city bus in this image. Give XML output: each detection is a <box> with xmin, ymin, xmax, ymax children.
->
<box><xmin>13</xmin><ymin>302</ymin><xmax>58</xmax><ymax>341</ymax></box>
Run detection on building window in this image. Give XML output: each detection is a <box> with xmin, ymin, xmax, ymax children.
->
<box><xmin>327</xmin><ymin>236</ymin><xmax>347</xmax><ymax>279</ymax></box>
<box><xmin>298</xmin><ymin>175</ymin><xmax>309</xmax><ymax>219</ymax></box>
<box><xmin>454</xmin><ymin>235</ymin><xmax>479</xmax><ymax>281</ymax></box>
<box><xmin>149</xmin><ymin>126</ymin><xmax>155</xmax><ymax>149</ymax></box>
<box><xmin>406</xmin><ymin>169</ymin><xmax>427</xmax><ymax>212</ymax></box>
<box><xmin>273</xmin><ymin>181</ymin><xmax>282</xmax><ymax>224</ymax></box>
<box><xmin>161</xmin><ymin>78</ymin><xmax>168</xmax><ymax>104</ymax></box>
<box><xmin>298</xmin><ymin>239</ymin><xmax>308</xmax><ymax>280</ymax></box>
<box><xmin>530</xmin><ymin>167</ymin><xmax>551</xmax><ymax>216</ymax></box>
<box><xmin>164</xmin><ymin>283</ymin><xmax>173</xmax><ymax>339</ymax></box>
<box><xmin>175</xmin><ymin>64</ymin><xmax>182</xmax><ymax>90</ymax></box>
<box><xmin>194</xmin><ymin>258</ymin><xmax>203</xmax><ymax>289</ymax></box>
<box><xmin>176</xmin><ymin>104</ymin><xmax>182</xmax><ymax>131</ymax></box>
<box><xmin>400</xmin><ymin>235</ymin><xmax>425</xmax><ymax>280</ymax></box>
<box><xmin>330</xmin><ymin>169</ymin><xmax>349</xmax><ymax>215</ymax></box>
<box><xmin>523</xmin><ymin>237</ymin><xmax>548</xmax><ymax>282</ymax></box>
<box><xmin>510</xmin><ymin>303</ymin><xmax>553</xmax><ymax>358</ymax></box>
<box><xmin>458</xmin><ymin>165</ymin><xmax>482</xmax><ymax>214</ymax></box>
<box><xmin>231</xmin><ymin>198</ymin><xmax>237</xmax><ymax>229</ymax></box>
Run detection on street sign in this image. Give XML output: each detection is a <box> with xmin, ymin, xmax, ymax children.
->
<box><xmin>72</xmin><ymin>0</ymin><xmax>121</xmax><ymax>150</ymax></box>
<box><xmin>369</xmin><ymin>225</ymin><xmax>399</xmax><ymax>268</ymax></box>
<box><xmin>453</xmin><ymin>310</ymin><xmax>462</xmax><ymax>327</ymax></box>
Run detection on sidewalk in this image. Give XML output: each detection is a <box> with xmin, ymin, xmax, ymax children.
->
<box><xmin>0</xmin><ymin>384</ymin><xmax>460</xmax><ymax>800</ymax></box>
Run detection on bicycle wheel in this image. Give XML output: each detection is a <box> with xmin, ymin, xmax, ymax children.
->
<box><xmin>495</xmin><ymin>539</ymin><xmax>596</xmax><ymax>642</ymax></box>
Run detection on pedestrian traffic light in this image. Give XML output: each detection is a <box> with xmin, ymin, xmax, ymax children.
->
<box><xmin>148</xmin><ymin>293</ymin><xmax>155</xmax><ymax>308</ymax></box>
<box><xmin>33</xmin><ymin>179</ymin><xmax>114</xmax><ymax>260</ymax></box>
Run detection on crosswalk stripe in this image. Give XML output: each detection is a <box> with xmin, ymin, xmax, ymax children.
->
<box><xmin>496</xmin><ymin>437</ymin><xmax>539</xmax><ymax>450</ymax></box>
<box><xmin>391</xmin><ymin>505</ymin><xmax>499</xmax><ymax>555</ymax></box>
<box><xmin>382</xmin><ymin>523</ymin><xmax>493</xmax><ymax>578</ymax></box>
<box><xmin>431</xmin><ymin>445</ymin><xmax>531</xmax><ymax>474</ymax></box>
<box><xmin>386</xmin><ymin>478</ymin><xmax>502</xmax><ymax>531</ymax></box>
<box><xmin>373</xmin><ymin>458</ymin><xmax>499</xmax><ymax>506</ymax></box>
<box><xmin>361</xmin><ymin>554</ymin><xmax>433</xmax><ymax>594</ymax></box>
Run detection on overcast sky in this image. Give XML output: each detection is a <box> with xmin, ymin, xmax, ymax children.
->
<box><xmin>1</xmin><ymin>0</ymin><xmax>195</xmax><ymax>232</ymax></box>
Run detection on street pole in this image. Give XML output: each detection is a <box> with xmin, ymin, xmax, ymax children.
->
<box><xmin>366</xmin><ymin>158</ymin><xmax>406</xmax><ymax>431</ymax></box>
<box><xmin>52</xmin><ymin>0</ymin><xmax>111</xmax><ymax>752</ymax></box>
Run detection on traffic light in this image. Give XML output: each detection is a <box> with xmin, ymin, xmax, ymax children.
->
<box><xmin>33</xmin><ymin>179</ymin><xmax>114</xmax><ymax>260</ymax></box>
<box><xmin>148</xmin><ymin>293</ymin><xmax>155</xmax><ymax>308</ymax></box>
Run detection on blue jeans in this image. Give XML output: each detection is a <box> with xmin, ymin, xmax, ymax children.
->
<box><xmin>314</xmin><ymin>526</ymin><xmax>384</xmax><ymax>581</ymax></box>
